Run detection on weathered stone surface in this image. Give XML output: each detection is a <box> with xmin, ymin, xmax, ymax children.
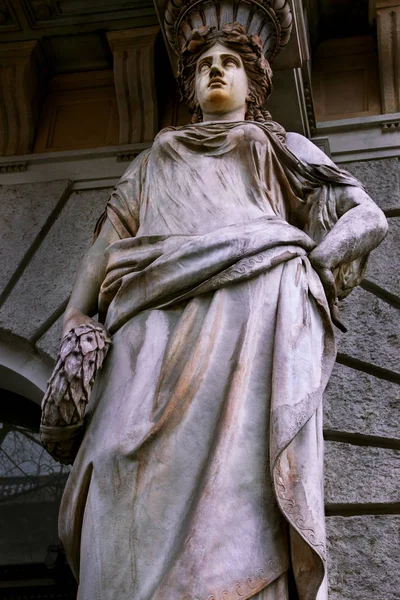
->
<box><xmin>336</xmin><ymin>286</ymin><xmax>399</xmax><ymax>372</ymax></box>
<box><xmin>324</xmin><ymin>363</ymin><xmax>400</xmax><ymax>440</ymax></box>
<box><xmin>0</xmin><ymin>188</ymin><xmax>111</xmax><ymax>341</ymax></box>
<box><xmin>342</xmin><ymin>157</ymin><xmax>400</xmax><ymax>210</ymax></box>
<box><xmin>0</xmin><ymin>181</ymin><xmax>70</xmax><ymax>298</ymax></box>
<box><xmin>366</xmin><ymin>217</ymin><xmax>400</xmax><ymax>297</ymax></box>
<box><xmin>327</xmin><ymin>516</ymin><xmax>400</xmax><ymax>600</ymax></box>
<box><xmin>325</xmin><ymin>441</ymin><xmax>400</xmax><ymax>504</ymax></box>
<box><xmin>36</xmin><ymin>316</ymin><xmax>63</xmax><ymax>363</ymax></box>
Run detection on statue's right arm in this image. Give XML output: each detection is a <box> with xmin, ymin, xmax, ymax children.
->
<box><xmin>63</xmin><ymin>218</ymin><xmax>120</xmax><ymax>336</ymax></box>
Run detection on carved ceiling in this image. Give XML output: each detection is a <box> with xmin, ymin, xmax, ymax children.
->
<box><xmin>0</xmin><ymin>0</ymin><xmax>158</xmax><ymax>73</ymax></box>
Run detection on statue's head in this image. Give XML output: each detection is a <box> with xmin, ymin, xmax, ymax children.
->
<box><xmin>177</xmin><ymin>22</ymin><xmax>273</xmax><ymax>123</ymax></box>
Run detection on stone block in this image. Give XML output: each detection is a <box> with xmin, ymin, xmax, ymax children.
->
<box><xmin>0</xmin><ymin>188</ymin><xmax>112</xmax><ymax>341</ymax></box>
<box><xmin>336</xmin><ymin>286</ymin><xmax>399</xmax><ymax>372</ymax></box>
<box><xmin>0</xmin><ymin>180</ymin><xmax>70</xmax><ymax>298</ymax></box>
<box><xmin>324</xmin><ymin>363</ymin><xmax>400</xmax><ymax>440</ymax></box>
<box><xmin>327</xmin><ymin>516</ymin><xmax>400</xmax><ymax>600</ymax></box>
<box><xmin>366</xmin><ymin>217</ymin><xmax>400</xmax><ymax>297</ymax></box>
<box><xmin>342</xmin><ymin>157</ymin><xmax>400</xmax><ymax>210</ymax></box>
<box><xmin>36</xmin><ymin>316</ymin><xmax>63</xmax><ymax>363</ymax></box>
<box><xmin>324</xmin><ymin>441</ymin><xmax>400</xmax><ymax>505</ymax></box>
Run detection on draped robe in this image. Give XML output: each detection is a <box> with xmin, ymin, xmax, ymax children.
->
<box><xmin>58</xmin><ymin>121</ymin><xmax>368</xmax><ymax>600</ymax></box>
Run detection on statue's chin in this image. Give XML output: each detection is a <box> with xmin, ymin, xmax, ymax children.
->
<box><xmin>202</xmin><ymin>89</ymin><xmax>234</xmax><ymax>114</ymax></box>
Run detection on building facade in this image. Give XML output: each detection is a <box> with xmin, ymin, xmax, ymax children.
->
<box><xmin>0</xmin><ymin>1</ymin><xmax>399</xmax><ymax>598</ymax></box>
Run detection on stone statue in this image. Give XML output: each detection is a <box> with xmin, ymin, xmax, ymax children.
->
<box><xmin>40</xmin><ymin>13</ymin><xmax>387</xmax><ymax>600</ymax></box>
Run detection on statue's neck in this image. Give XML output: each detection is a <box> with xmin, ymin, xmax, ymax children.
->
<box><xmin>202</xmin><ymin>106</ymin><xmax>246</xmax><ymax>122</ymax></box>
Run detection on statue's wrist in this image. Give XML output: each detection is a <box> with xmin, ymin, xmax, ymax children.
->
<box><xmin>308</xmin><ymin>248</ymin><xmax>335</xmax><ymax>271</ymax></box>
<box><xmin>63</xmin><ymin>308</ymin><xmax>96</xmax><ymax>337</ymax></box>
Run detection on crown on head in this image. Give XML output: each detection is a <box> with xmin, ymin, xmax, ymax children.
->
<box><xmin>164</xmin><ymin>0</ymin><xmax>293</xmax><ymax>62</ymax></box>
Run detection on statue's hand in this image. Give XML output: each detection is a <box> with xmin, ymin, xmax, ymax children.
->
<box><xmin>308</xmin><ymin>252</ymin><xmax>347</xmax><ymax>333</ymax></box>
<box><xmin>63</xmin><ymin>307</ymin><xmax>101</xmax><ymax>337</ymax></box>
<box><xmin>40</xmin><ymin>320</ymin><xmax>112</xmax><ymax>464</ymax></box>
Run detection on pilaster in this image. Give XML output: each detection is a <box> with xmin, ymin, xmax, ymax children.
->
<box><xmin>106</xmin><ymin>27</ymin><xmax>159</xmax><ymax>144</ymax></box>
<box><xmin>0</xmin><ymin>41</ymin><xmax>47</xmax><ymax>156</ymax></box>
<box><xmin>374</xmin><ymin>0</ymin><xmax>400</xmax><ymax>112</ymax></box>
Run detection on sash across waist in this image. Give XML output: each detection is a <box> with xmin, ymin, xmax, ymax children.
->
<box><xmin>99</xmin><ymin>216</ymin><xmax>317</xmax><ymax>333</ymax></box>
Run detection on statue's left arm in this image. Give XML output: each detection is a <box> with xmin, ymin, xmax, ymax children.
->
<box><xmin>308</xmin><ymin>184</ymin><xmax>387</xmax><ymax>322</ymax></box>
<box><xmin>286</xmin><ymin>132</ymin><xmax>388</xmax><ymax>325</ymax></box>
<box><xmin>307</xmin><ymin>183</ymin><xmax>387</xmax><ymax>268</ymax></box>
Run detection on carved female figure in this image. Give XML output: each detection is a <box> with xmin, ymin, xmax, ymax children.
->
<box><xmin>41</xmin><ymin>22</ymin><xmax>387</xmax><ymax>600</ymax></box>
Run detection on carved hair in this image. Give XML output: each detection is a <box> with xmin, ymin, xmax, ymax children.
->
<box><xmin>177</xmin><ymin>22</ymin><xmax>273</xmax><ymax>123</ymax></box>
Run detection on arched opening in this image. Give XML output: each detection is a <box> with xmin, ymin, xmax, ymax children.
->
<box><xmin>0</xmin><ymin>388</ymin><xmax>77</xmax><ymax>596</ymax></box>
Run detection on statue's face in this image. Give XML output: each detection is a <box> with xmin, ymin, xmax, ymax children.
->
<box><xmin>195</xmin><ymin>42</ymin><xmax>248</xmax><ymax>116</ymax></box>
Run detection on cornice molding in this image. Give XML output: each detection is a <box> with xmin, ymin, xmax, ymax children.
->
<box><xmin>116</xmin><ymin>151</ymin><xmax>142</xmax><ymax>162</ymax></box>
<box><xmin>382</xmin><ymin>119</ymin><xmax>400</xmax><ymax>132</ymax></box>
<box><xmin>314</xmin><ymin>113</ymin><xmax>400</xmax><ymax>162</ymax></box>
<box><xmin>0</xmin><ymin>162</ymin><xmax>28</xmax><ymax>173</ymax></box>
<box><xmin>0</xmin><ymin>143</ymin><xmax>151</xmax><ymax>185</ymax></box>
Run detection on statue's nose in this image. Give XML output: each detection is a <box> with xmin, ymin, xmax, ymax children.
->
<box><xmin>210</xmin><ymin>64</ymin><xmax>223</xmax><ymax>78</ymax></box>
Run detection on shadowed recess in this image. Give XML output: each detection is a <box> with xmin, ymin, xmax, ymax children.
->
<box><xmin>323</xmin><ymin>430</ymin><xmax>400</xmax><ymax>450</ymax></box>
<box><xmin>336</xmin><ymin>353</ymin><xmax>400</xmax><ymax>385</ymax></box>
<box><xmin>384</xmin><ymin>209</ymin><xmax>400</xmax><ymax>218</ymax></box>
<box><xmin>325</xmin><ymin>502</ymin><xmax>400</xmax><ymax>517</ymax></box>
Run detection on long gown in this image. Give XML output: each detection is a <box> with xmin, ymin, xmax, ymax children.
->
<box><xmin>58</xmin><ymin>121</ymin><xmax>368</xmax><ymax>600</ymax></box>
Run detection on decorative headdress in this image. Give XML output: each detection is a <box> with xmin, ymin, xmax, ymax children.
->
<box><xmin>164</xmin><ymin>0</ymin><xmax>293</xmax><ymax>63</ymax></box>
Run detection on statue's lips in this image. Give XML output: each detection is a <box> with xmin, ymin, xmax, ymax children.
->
<box><xmin>208</xmin><ymin>78</ymin><xmax>225</xmax><ymax>88</ymax></box>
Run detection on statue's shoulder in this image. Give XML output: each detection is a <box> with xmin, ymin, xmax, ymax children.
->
<box><xmin>285</xmin><ymin>132</ymin><xmax>335</xmax><ymax>168</ymax></box>
<box><xmin>121</xmin><ymin>147</ymin><xmax>152</xmax><ymax>179</ymax></box>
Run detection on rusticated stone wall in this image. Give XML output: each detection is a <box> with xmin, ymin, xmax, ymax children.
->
<box><xmin>0</xmin><ymin>156</ymin><xmax>398</xmax><ymax>598</ymax></box>
<box><xmin>0</xmin><ymin>183</ymin><xmax>113</xmax><ymax>360</ymax></box>
<box><xmin>323</xmin><ymin>156</ymin><xmax>400</xmax><ymax>600</ymax></box>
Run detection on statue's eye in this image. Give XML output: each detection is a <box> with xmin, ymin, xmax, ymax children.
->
<box><xmin>224</xmin><ymin>58</ymin><xmax>238</xmax><ymax>68</ymax></box>
<box><xmin>198</xmin><ymin>62</ymin><xmax>210</xmax><ymax>73</ymax></box>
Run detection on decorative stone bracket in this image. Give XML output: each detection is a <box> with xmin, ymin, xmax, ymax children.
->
<box><xmin>0</xmin><ymin>41</ymin><xmax>47</xmax><ymax>156</ymax></box>
<box><xmin>106</xmin><ymin>27</ymin><xmax>159</xmax><ymax>144</ymax></box>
